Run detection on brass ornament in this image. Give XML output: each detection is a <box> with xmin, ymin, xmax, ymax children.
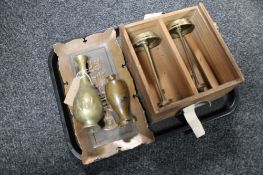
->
<box><xmin>103</xmin><ymin>108</ymin><xmax>118</xmax><ymax>130</ymax></box>
<box><xmin>99</xmin><ymin>92</ymin><xmax>118</xmax><ymax>130</ymax></box>
<box><xmin>88</xmin><ymin>59</ymin><xmax>119</xmax><ymax>131</ymax></box>
<box><xmin>105</xmin><ymin>74</ymin><xmax>135</xmax><ymax>127</ymax></box>
<box><xmin>168</xmin><ymin>18</ymin><xmax>207</xmax><ymax>92</ymax></box>
<box><xmin>132</xmin><ymin>31</ymin><xmax>171</xmax><ymax>107</ymax></box>
<box><xmin>72</xmin><ymin>55</ymin><xmax>103</xmax><ymax>133</ymax></box>
<box><xmin>167</xmin><ymin>18</ymin><xmax>195</xmax><ymax>38</ymax></box>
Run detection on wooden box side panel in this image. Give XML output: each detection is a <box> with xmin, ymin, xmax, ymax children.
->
<box><xmin>197</xmin><ymin>3</ymin><xmax>244</xmax><ymax>82</ymax></box>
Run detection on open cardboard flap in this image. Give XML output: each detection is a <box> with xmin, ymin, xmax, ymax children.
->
<box><xmin>53</xmin><ymin>28</ymin><xmax>154</xmax><ymax>164</ymax></box>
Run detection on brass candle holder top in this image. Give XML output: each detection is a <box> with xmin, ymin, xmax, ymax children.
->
<box><xmin>167</xmin><ymin>18</ymin><xmax>195</xmax><ymax>38</ymax></box>
<box><xmin>132</xmin><ymin>31</ymin><xmax>171</xmax><ymax>107</ymax></box>
<box><xmin>132</xmin><ymin>31</ymin><xmax>161</xmax><ymax>52</ymax></box>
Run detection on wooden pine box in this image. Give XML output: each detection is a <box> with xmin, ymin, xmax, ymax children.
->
<box><xmin>120</xmin><ymin>3</ymin><xmax>244</xmax><ymax>123</ymax></box>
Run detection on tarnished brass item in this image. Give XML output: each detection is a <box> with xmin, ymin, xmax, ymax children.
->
<box><xmin>132</xmin><ymin>32</ymin><xmax>171</xmax><ymax>107</ymax></box>
<box><xmin>103</xmin><ymin>109</ymin><xmax>118</xmax><ymax>130</ymax></box>
<box><xmin>168</xmin><ymin>18</ymin><xmax>207</xmax><ymax>92</ymax></box>
<box><xmin>73</xmin><ymin>55</ymin><xmax>103</xmax><ymax>133</ymax></box>
<box><xmin>99</xmin><ymin>92</ymin><xmax>118</xmax><ymax>130</ymax></box>
<box><xmin>105</xmin><ymin>74</ymin><xmax>135</xmax><ymax>127</ymax></box>
<box><xmin>167</xmin><ymin>18</ymin><xmax>195</xmax><ymax>38</ymax></box>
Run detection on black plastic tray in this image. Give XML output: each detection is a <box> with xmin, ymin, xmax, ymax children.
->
<box><xmin>48</xmin><ymin>31</ymin><xmax>239</xmax><ymax>160</ymax></box>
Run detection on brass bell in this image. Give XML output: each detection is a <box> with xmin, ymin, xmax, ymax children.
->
<box><xmin>167</xmin><ymin>18</ymin><xmax>207</xmax><ymax>92</ymax></box>
<box><xmin>72</xmin><ymin>55</ymin><xmax>103</xmax><ymax>133</ymax></box>
<box><xmin>132</xmin><ymin>31</ymin><xmax>171</xmax><ymax>107</ymax></box>
<box><xmin>105</xmin><ymin>74</ymin><xmax>135</xmax><ymax>127</ymax></box>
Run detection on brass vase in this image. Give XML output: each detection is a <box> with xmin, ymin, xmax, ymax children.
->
<box><xmin>73</xmin><ymin>55</ymin><xmax>103</xmax><ymax>133</ymax></box>
<box><xmin>105</xmin><ymin>74</ymin><xmax>134</xmax><ymax>127</ymax></box>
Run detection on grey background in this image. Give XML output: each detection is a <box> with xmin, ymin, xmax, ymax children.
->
<box><xmin>1</xmin><ymin>0</ymin><xmax>262</xmax><ymax>174</ymax></box>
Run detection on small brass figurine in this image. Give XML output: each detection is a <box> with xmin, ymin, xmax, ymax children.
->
<box><xmin>132</xmin><ymin>31</ymin><xmax>171</xmax><ymax>107</ymax></box>
<box><xmin>105</xmin><ymin>74</ymin><xmax>135</xmax><ymax>127</ymax></box>
<box><xmin>99</xmin><ymin>92</ymin><xmax>118</xmax><ymax>130</ymax></box>
<box><xmin>103</xmin><ymin>108</ymin><xmax>118</xmax><ymax>130</ymax></box>
<box><xmin>73</xmin><ymin>55</ymin><xmax>103</xmax><ymax>133</ymax></box>
<box><xmin>167</xmin><ymin>18</ymin><xmax>207</xmax><ymax>92</ymax></box>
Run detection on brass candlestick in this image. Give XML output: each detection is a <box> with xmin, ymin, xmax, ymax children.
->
<box><xmin>132</xmin><ymin>31</ymin><xmax>171</xmax><ymax>107</ymax></box>
<box><xmin>167</xmin><ymin>18</ymin><xmax>207</xmax><ymax>92</ymax></box>
<box><xmin>72</xmin><ymin>55</ymin><xmax>103</xmax><ymax>133</ymax></box>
